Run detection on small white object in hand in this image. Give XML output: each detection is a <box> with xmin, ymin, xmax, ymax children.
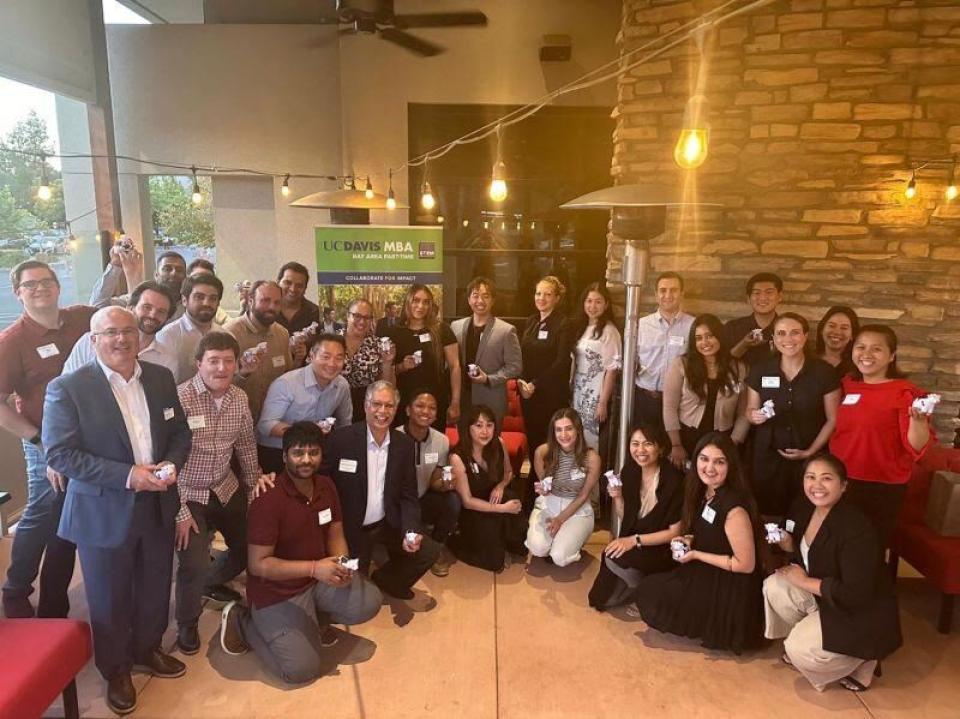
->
<box><xmin>761</xmin><ymin>399</ymin><xmax>776</xmax><ymax>419</ymax></box>
<box><xmin>764</xmin><ymin>522</ymin><xmax>785</xmax><ymax>544</ymax></box>
<box><xmin>256</xmin><ymin>341</ymin><xmax>268</xmax><ymax>354</ymax></box>
<box><xmin>155</xmin><ymin>464</ymin><xmax>175</xmax><ymax>482</ymax></box>
<box><xmin>540</xmin><ymin>476</ymin><xmax>553</xmax><ymax>493</ymax></box>
<box><xmin>912</xmin><ymin>394</ymin><xmax>941</xmax><ymax>415</ymax></box>
<box><xmin>319</xmin><ymin>417</ymin><xmax>336</xmax><ymax>431</ymax></box>
<box><xmin>405</xmin><ymin>531</ymin><xmax>419</xmax><ymax>544</ymax></box>
<box><xmin>670</xmin><ymin>537</ymin><xmax>690</xmax><ymax>561</ymax></box>
<box><xmin>339</xmin><ymin>557</ymin><xmax>359</xmax><ymax>571</ymax></box>
<box><xmin>441</xmin><ymin>465</ymin><xmax>453</xmax><ymax>483</ymax></box>
<box><xmin>467</xmin><ymin>363</ymin><xmax>480</xmax><ymax>377</ymax></box>
<box><xmin>604</xmin><ymin>470</ymin><xmax>622</xmax><ymax>488</ymax></box>
<box><xmin>379</xmin><ymin>337</ymin><xmax>392</xmax><ymax>353</ymax></box>
<box><xmin>750</xmin><ymin>328</ymin><xmax>764</xmax><ymax>342</ymax></box>
<box><xmin>412</xmin><ymin>350</ymin><xmax>423</xmax><ymax>365</ymax></box>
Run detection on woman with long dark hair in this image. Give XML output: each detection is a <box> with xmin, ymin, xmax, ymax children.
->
<box><xmin>829</xmin><ymin>324</ymin><xmax>933</xmax><ymax>550</ymax></box>
<box><xmin>662</xmin><ymin>313</ymin><xmax>749</xmax><ymax>469</ymax></box>
<box><xmin>588</xmin><ymin>424</ymin><xmax>684</xmax><ymax>611</ymax></box>
<box><xmin>635</xmin><ymin>432</ymin><xmax>764</xmax><ymax>654</ymax></box>
<box><xmin>815</xmin><ymin>306</ymin><xmax>859</xmax><ymax>380</ymax></box>
<box><xmin>342</xmin><ymin>298</ymin><xmax>396</xmax><ymax>420</ymax></box>
<box><xmin>525</xmin><ymin>409</ymin><xmax>601</xmax><ymax>566</ymax></box>
<box><xmin>571</xmin><ymin>283</ymin><xmax>622</xmax><ymax>450</ymax></box>
<box><xmin>391</xmin><ymin>284</ymin><xmax>461</xmax><ymax>429</ymax></box>
<box><xmin>447</xmin><ymin>405</ymin><xmax>526</xmax><ymax>571</ymax></box>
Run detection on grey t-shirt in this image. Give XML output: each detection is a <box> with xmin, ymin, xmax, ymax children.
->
<box><xmin>398</xmin><ymin>425</ymin><xmax>450</xmax><ymax>498</ymax></box>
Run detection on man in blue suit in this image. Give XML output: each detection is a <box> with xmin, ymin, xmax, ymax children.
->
<box><xmin>43</xmin><ymin>307</ymin><xmax>192</xmax><ymax>715</ymax></box>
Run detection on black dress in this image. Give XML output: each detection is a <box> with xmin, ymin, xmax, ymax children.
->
<box><xmin>588</xmin><ymin>460</ymin><xmax>683</xmax><ymax>609</ymax></box>
<box><xmin>390</xmin><ymin>322</ymin><xmax>458</xmax><ymax>430</ymax></box>
<box><xmin>636</xmin><ymin>487</ymin><xmax>764</xmax><ymax>654</ymax></box>
<box><xmin>746</xmin><ymin>356</ymin><xmax>840</xmax><ymax>516</ymax></box>
<box><xmin>449</xmin><ymin>450</ymin><xmax>526</xmax><ymax>572</ymax></box>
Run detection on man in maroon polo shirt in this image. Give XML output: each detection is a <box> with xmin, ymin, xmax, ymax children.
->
<box><xmin>0</xmin><ymin>260</ymin><xmax>96</xmax><ymax>618</ymax></box>
<box><xmin>219</xmin><ymin>421</ymin><xmax>381</xmax><ymax>684</ymax></box>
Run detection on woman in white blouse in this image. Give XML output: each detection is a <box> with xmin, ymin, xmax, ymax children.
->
<box><xmin>571</xmin><ymin>283</ymin><xmax>621</xmax><ymax>450</ymax></box>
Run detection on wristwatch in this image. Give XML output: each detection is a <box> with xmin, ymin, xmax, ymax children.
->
<box><xmin>635</xmin><ymin>534</ymin><xmax>642</xmax><ymax>547</ymax></box>
<box><xmin>29</xmin><ymin>433</ymin><xmax>41</xmax><ymax>446</ymax></box>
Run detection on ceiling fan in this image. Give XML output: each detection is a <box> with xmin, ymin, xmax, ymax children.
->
<box><xmin>336</xmin><ymin>0</ymin><xmax>488</xmax><ymax>57</ymax></box>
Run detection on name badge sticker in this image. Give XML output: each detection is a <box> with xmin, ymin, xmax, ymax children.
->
<box><xmin>187</xmin><ymin>415</ymin><xmax>206</xmax><ymax>430</ymax></box>
<box><xmin>471</xmin><ymin>461</ymin><xmax>480</xmax><ymax>474</ymax></box>
<box><xmin>842</xmin><ymin>394</ymin><xmax>861</xmax><ymax>406</ymax></box>
<box><xmin>424</xmin><ymin>452</ymin><xmax>439</xmax><ymax>464</ymax></box>
<box><xmin>761</xmin><ymin>376</ymin><xmax>781</xmax><ymax>389</ymax></box>
<box><xmin>785</xmin><ymin>519</ymin><xmax>796</xmax><ymax>533</ymax></box>
<box><xmin>419</xmin><ymin>333</ymin><xmax>431</xmax><ymax>343</ymax></box>
<box><xmin>702</xmin><ymin>504</ymin><xmax>717</xmax><ymax>524</ymax></box>
<box><xmin>163</xmin><ymin>407</ymin><xmax>175</xmax><ymax>420</ymax></box>
<box><xmin>571</xmin><ymin>468</ymin><xmax>586</xmax><ymax>480</ymax></box>
<box><xmin>37</xmin><ymin>343</ymin><xmax>60</xmax><ymax>359</ymax></box>
<box><xmin>272</xmin><ymin>355</ymin><xmax>285</xmax><ymax>368</ymax></box>
<box><xmin>668</xmin><ymin>335</ymin><xmax>685</xmax><ymax>347</ymax></box>
<box><xmin>318</xmin><ymin>508</ymin><xmax>332</xmax><ymax>525</ymax></box>
<box><xmin>537</xmin><ymin>330</ymin><xmax>549</xmax><ymax>340</ymax></box>
<box><xmin>339</xmin><ymin>459</ymin><xmax>358</xmax><ymax>473</ymax></box>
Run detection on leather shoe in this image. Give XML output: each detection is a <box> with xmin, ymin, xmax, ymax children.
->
<box><xmin>177</xmin><ymin>624</ymin><xmax>200</xmax><ymax>655</ymax></box>
<box><xmin>133</xmin><ymin>649</ymin><xmax>186</xmax><ymax>678</ymax></box>
<box><xmin>1</xmin><ymin>593</ymin><xmax>35</xmax><ymax>619</ymax></box>
<box><xmin>371</xmin><ymin>569</ymin><xmax>414</xmax><ymax>600</ymax></box>
<box><xmin>203</xmin><ymin>584</ymin><xmax>243</xmax><ymax>604</ymax></box>
<box><xmin>106</xmin><ymin>673</ymin><xmax>137</xmax><ymax>715</ymax></box>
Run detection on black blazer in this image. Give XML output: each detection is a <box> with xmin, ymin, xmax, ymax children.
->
<box><xmin>519</xmin><ymin>311</ymin><xmax>573</xmax><ymax>394</ymax></box>
<box><xmin>786</xmin><ymin>496</ymin><xmax>902</xmax><ymax>660</ymax></box>
<box><xmin>324</xmin><ymin>421</ymin><xmax>421</xmax><ymax>557</ymax></box>
<box><xmin>618</xmin><ymin>459</ymin><xmax>684</xmax><ymax>538</ymax></box>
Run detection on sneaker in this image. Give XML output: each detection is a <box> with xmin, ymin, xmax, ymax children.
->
<box><xmin>220</xmin><ymin>600</ymin><xmax>249</xmax><ymax>655</ymax></box>
<box><xmin>430</xmin><ymin>546</ymin><xmax>453</xmax><ymax>577</ymax></box>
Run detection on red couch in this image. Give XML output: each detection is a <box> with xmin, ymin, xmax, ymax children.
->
<box><xmin>890</xmin><ymin>444</ymin><xmax>960</xmax><ymax>633</ymax></box>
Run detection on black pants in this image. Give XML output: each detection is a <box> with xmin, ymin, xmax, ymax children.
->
<box><xmin>38</xmin><ymin>489</ymin><xmax>77</xmax><ymax>618</ymax></box>
<box><xmin>632</xmin><ymin>390</ymin><xmax>664</xmax><ymax>431</ymax></box>
<box><xmin>419</xmin><ymin>490</ymin><xmax>461</xmax><ymax>543</ymax></box>
<box><xmin>360</xmin><ymin>522</ymin><xmax>440</xmax><ymax>592</ymax></box>
<box><xmin>845</xmin><ymin>479</ymin><xmax>907</xmax><ymax>554</ymax></box>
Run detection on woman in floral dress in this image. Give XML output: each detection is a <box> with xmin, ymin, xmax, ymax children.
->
<box><xmin>571</xmin><ymin>283</ymin><xmax>621</xmax><ymax>449</ymax></box>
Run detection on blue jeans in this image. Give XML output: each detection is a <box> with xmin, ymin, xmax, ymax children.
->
<box><xmin>2</xmin><ymin>441</ymin><xmax>76</xmax><ymax>616</ymax></box>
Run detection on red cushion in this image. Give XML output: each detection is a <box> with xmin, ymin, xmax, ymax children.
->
<box><xmin>444</xmin><ymin>427</ymin><xmax>528</xmax><ymax>477</ymax></box>
<box><xmin>505</xmin><ymin>380</ymin><xmax>525</xmax><ymax>433</ymax></box>
<box><xmin>0</xmin><ymin>619</ymin><xmax>92</xmax><ymax>719</ymax></box>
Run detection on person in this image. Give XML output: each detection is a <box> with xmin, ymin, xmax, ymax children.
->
<box><xmin>518</xmin><ymin>275</ymin><xmax>573</xmax><ymax>510</ymax></box>
<box><xmin>224</xmin><ymin>280</ymin><xmax>294</xmax><ymax>423</ymax></box>
<box><xmin>0</xmin><ymin>261</ymin><xmax>96</xmax><ymax>619</ymax></box>
<box><xmin>154</xmin><ymin>272</ymin><xmax>224</xmax><ymax>383</ymax></box>
<box><xmin>44</xmin><ymin>307</ymin><xmax>192</xmax><ymax>715</ymax></box>
<box><xmin>323</xmin><ymin>381</ymin><xmax>441</xmax><ymax>599</ymax></box>
<box><xmin>90</xmin><ymin>247</ymin><xmax>187</xmax><ymax>324</ymax></box>
<box><xmin>588</xmin><ymin>424</ymin><xmax>684</xmax><ymax>611</ymax></box>
<box><xmin>829</xmin><ymin>325</ymin><xmax>933</xmax><ymax>550</ymax></box>
<box><xmin>816</xmin><ymin>306</ymin><xmax>859</xmax><ymax>380</ymax></box>
<box><xmin>342</xmin><ymin>298</ymin><xmax>396</xmax><ymax>420</ymax></box>
<box><xmin>398</xmin><ymin>389</ymin><xmax>459</xmax><ymax>577</ymax></box>
<box><xmin>375</xmin><ymin>301</ymin><xmax>399</xmax><ymax>337</ymax></box>
<box><xmin>723</xmin><ymin>272</ymin><xmax>783</xmax><ymax>368</ymax></box>
<box><xmin>218</xmin><ymin>422</ymin><xmax>382</xmax><ymax>683</ymax></box>
<box><xmin>633</xmin><ymin>272</ymin><xmax>694</xmax><ymax>430</ymax></box>
<box><xmin>745</xmin><ymin>313</ymin><xmax>841</xmax><ymax>517</ymax></box>
<box><xmin>173</xmin><ymin>331</ymin><xmax>261</xmax><ymax>655</ymax></box>
<box><xmin>447</xmin><ymin>405</ymin><xmax>526</xmax><ymax>572</ymax></box>
<box><xmin>257</xmin><ymin>334</ymin><xmax>352</xmax><ymax>474</ymax></box>
<box><xmin>662</xmin><ymin>313</ymin><xmax>749</xmax><ymax>468</ymax></box>
<box><xmin>186</xmin><ymin>259</ymin><xmax>230</xmax><ymax>326</ymax></box>
<box><xmin>276</xmin><ymin>261</ymin><xmax>321</xmax><ymax>335</ymax></box>
<box><xmin>64</xmin><ymin>281</ymin><xmax>176</xmax><ymax>376</ymax></box>
<box><xmin>390</xmin><ymin>284</ymin><xmax>461</xmax><ymax>429</ymax></box>
<box><xmin>635</xmin><ymin>433</ymin><xmax>764</xmax><ymax>654</ymax></box>
<box><xmin>525</xmin><ymin>409</ymin><xmax>601</xmax><ymax>566</ymax></box>
<box><xmin>571</xmin><ymin>282</ymin><xmax>622</xmax><ymax>450</ymax></box>
<box><xmin>450</xmin><ymin>277</ymin><xmax>522</xmax><ymax>424</ymax></box>
<box><xmin>764</xmin><ymin>453</ymin><xmax>901</xmax><ymax>692</ymax></box>
<box><xmin>322</xmin><ymin>307</ymin><xmax>343</xmax><ymax>335</ymax></box>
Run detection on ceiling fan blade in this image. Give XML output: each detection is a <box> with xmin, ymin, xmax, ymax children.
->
<box><xmin>379</xmin><ymin>27</ymin><xmax>444</xmax><ymax>56</ymax></box>
<box><xmin>392</xmin><ymin>12</ymin><xmax>488</xmax><ymax>29</ymax></box>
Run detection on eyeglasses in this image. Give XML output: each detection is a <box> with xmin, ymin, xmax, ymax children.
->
<box><xmin>349</xmin><ymin>312</ymin><xmax>373</xmax><ymax>322</ymax></box>
<box><xmin>93</xmin><ymin>328</ymin><xmax>139</xmax><ymax>339</ymax></box>
<box><xmin>18</xmin><ymin>278</ymin><xmax>58</xmax><ymax>291</ymax></box>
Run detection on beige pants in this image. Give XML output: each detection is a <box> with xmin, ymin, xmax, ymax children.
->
<box><xmin>525</xmin><ymin>495</ymin><xmax>594</xmax><ymax>567</ymax></box>
<box><xmin>763</xmin><ymin>572</ymin><xmax>877</xmax><ymax>692</ymax></box>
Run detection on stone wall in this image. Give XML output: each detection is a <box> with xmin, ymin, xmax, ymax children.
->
<box><xmin>609</xmin><ymin>0</ymin><xmax>960</xmax><ymax>440</ymax></box>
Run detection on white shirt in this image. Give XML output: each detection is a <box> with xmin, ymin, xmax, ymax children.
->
<box><xmin>636</xmin><ymin>310</ymin><xmax>695</xmax><ymax>391</ymax></box>
<box><xmin>63</xmin><ymin>331</ymin><xmax>176</xmax><ymax>377</ymax></box>
<box><xmin>363</xmin><ymin>427</ymin><xmax>390</xmax><ymax>526</ymax></box>
<box><xmin>154</xmin><ymin>313</ymin><xmax>209</xmax><ymax>384</ymax></box>
<box><xmin>98</xmin><ymin>360</ymin><xmax>154</xmax><ymax>484</ymax></box>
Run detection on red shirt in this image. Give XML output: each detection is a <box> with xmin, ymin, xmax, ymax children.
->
<box><xmin>246</xmin><ymin>470</ymin><xmax>342</xmax><ymax>609</ymax></box>
<box><xmin>830</xmin><ymin>376</ymin><xmax>932</xmax><ymax>486</ymax></box>
<box><xmin>0</xmin><ymin>305</ymin><xmax>96</xmax><ymax>429</ymax></box>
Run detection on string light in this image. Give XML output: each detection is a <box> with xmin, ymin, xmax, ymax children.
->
<box><xmin>436</xmin><ymin>215</ymin><xmax>444</xmax><ymax>224</ymax></box>
<box><xmin>280</xmin><ymin>174</ymin><xmax>291</xmax><ymax>197</ymax></box>
<box><xmin>420</xmin><ymin>163</ymin><xmax>435</xmax><ymax>211</ymax></box>
<box><xmin>36</xmin><ymin>154</ymin><xmax>51</xmax><ymax>201</ymax></box>
<box><xmin>488</xmin><ymin>124</ymin><xmax>508</xmax><ymax>202</ymax></box>
<box><xmin>674</xmin><ymin>28</ymin><xmax>711</xmax><ymax>170</ymax></box>
<box><xmin>462</xmin><ymin>219</ymin><xmax>469</xmax><ymax>227</ymax></box>
<box><xmin>191</xmin><ymin>166</ymin><xmax>202</xmax><ymax>205</ymax></box>
<box><xmin>905</xmin><ymin>169</ymin><xmax>917</xmax><ymax>200</ymax></box>
<box><xmin>364</xmin><ymin>176</ymin><xmax>374</xmax><ymax>200</ymax></box>
<box><xmin>946</xmin><ymin>159</ymin><xmax>958</xmax><ymax>201</ymax></box>
<box><xmin>386</xmin><ymin>169</ymin><xmax>397</xmax><ymax>210</ymax></box>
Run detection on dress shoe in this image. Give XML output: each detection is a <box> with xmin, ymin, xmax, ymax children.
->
<box><xmin>220</xmin><ymin>600</ymin><xmax>249</xmax><ymax>655</ymax></box>
<box><xmin>2</xmin><ymin>593</ymin><xmax>35</xmax><ymax>619</ymax></box>
<box><xmin>106</xmin><ymin>673</ymin><xmax>137</xmax><ymax>715</ymax></box>
<box><xmin>371</xmin><ymin>569</ymin><xmax>414</xmax><ymax>600</ymax></box>
<box><xmin>177</xmin><ymin>624</ymin><xmax>200</xmax><ymax>655</ymax></box>
<box><xmin>430</xmin><ymin>546</ymin><xmax>454</xmax><ymax>577</ymax></box>
<box><xmin>133</xmin><ymin>649</ymin><xmax>186</xmax><ymax>678</ymax></box>
<box><xmin>202</xmin><ymin>584</ymin><xmax>243</xmax><ymax>604</ymax></box>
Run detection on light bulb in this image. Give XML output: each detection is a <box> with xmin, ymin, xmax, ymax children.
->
<box><xmin>437</xmin><ymin>215</ymin><xmax>444</xmax><ymax>224</ymax></box>
<box><xmin>488</xmin><ymin>160</ymin><xmax>508</xmax><ymax>202</ymax></box>
<box><xmin>462</xmin><ymin>219</ymin><xmax>469</xmax><ymax>227</ymax></box>
<box><xmin>947</xmin><ymin>184</ymin><xmax>958</xmax><ymax>201</ymax></box>
<box><xmin>421</xmin><ymin>182</ymin><xmax>435</xmax><ymax>210</ymax></box>
<box><xmin>364</xmin><ymin>176</ymin><xmax>374</xmax><ymax>200</ymax></box>
<box><xmin>674</xmin><ymin>94</ymin><xmax>710</xmax><ymax>170</ymax></box>
<box><xmin>905</xmin><ymin>174</ymin><xmax>917</xmax><ymax>200</ymax></box>
<box><xmin>386</xmin><ymin>188</ymin><xmax>397</xmax><ymax>210</ymax></box>
<box><xmin>37</xmin><ymin>184</ymin><xmax>52</xmax><ymax>201</ymax></box>
<box><xmin>281</xmin><ymin>175</ymin><xmax>291</xmax><ymax>197</ymax></box>
<box><xmin>192</xmin><ymin>189</ymin><xmax>203</xmax><ymax>205</ymax></box>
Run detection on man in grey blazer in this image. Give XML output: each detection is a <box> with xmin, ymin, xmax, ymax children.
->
<box><xmin>450</xmin><ymin>277</ymin><xmax>522</xmax><ymax>422</ymax></box>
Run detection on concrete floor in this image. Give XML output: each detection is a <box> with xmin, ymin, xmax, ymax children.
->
<box><xmin>2</xmin><ymin>532</ymin><xmax>958</xmax><ymax>719</ymax></box>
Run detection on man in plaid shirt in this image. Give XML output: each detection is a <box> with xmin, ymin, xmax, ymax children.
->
<box><xmin>174</xmin><ymin>331</ymin><xmax>261</xmax><ymax>655</ymax></box>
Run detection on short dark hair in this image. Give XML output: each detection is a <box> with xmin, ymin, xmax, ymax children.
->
<box><xmin>130</xmin><ymin>281</ymin><xmax>176</xmax><ymax>312</ymax></box>
<box><xmin>309</xmin><ymin>332</ymin><xmax>346</xmax><ymax>354</ymax></box>
<box><xmin>277</xmin><ymin>261</ymin><xmax>310</xmax><ymax>285</ymax></box>
<box><xmin>10</xmin><ymin>260</ymin><xmax>58</xmax><ymax>290</ymax></box>
<box><xmin>250</xmin><ymin>279</ymin><xmax>281</xmax><ymax>301</ymax></box>
<box><xmin>466</xmin><ymin>276</ymin><xmax>496</xmax><ymax>298</ymax></box>
<box><xmin>181</xmin><ymin>272</ymin><xmax>223</xmax><ymax>300</ymax></box>
<box><xmin>282</xmin><ymin>421</ymin><xmax>324</xmax><ymax>454</ymax></box>
<box><xmin>802</xmin><ymin>452</ymin><xmax>849</xmax><ymax>484</ymax></box>
<box><xmin>656</xmin><ymin>272</ymin><xmax>684</xmax><ymax>291</ymax></box>
<box><xmin>746</xmin><ymin>272</ymin><xmax>783</xmax><ymax>294</ymax></box>
<box><xmin>157</xmin><ymin>251</ymin><xmax>186</xmax><ymax>267</ymax></box>
<box><xmin>407</xmin><ymin>387</ymin><xmax>438</xmax><ymax>406</ymax></box>
<box><xmin>194</xmin><ymin>330</ymin><xmax>240</xmax><ymax>361</ymax></box>
<box><xmin>187</xmin><ymin>258</ymin><xmax>215</xmax><ymax>274</ymax></box>
<box><xmin>385</xmin><ymin>301</ymin><xmax>397</xmax><ymax>310</ymax></box>
<box><xmin>629</xmin><ymin>423</ymin><xmax>672</xmax><ymax>460</ymax></box>
<box><xmin>323</xmin><ymin>306</ymin><xmax>334</xmax><ymax>315</ymax></box>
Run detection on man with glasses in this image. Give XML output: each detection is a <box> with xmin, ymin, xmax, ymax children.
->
<box><xmin>154</xmin><ymin>273</ymin><xmax>224</xmax><ymax>383</ymax></box>
<box><xmin>0</xmin><ymin>261</ymin><xmax>96</xmax><ymax>619</ymax></box>
<box><xmin>91</xmin><ymin>245</ymin><xmax>188</xmax><ymax>325</ymax></box>
<box><xmin>224</xmin><ymin>280</ymin><xmax>293</xmax><ymax>423</ymax></box>
<box><xmin>324</xmin><ymin>381</ymin><xmax>440</xmax><ymax>600</ymax></box>
<box><xmin>276</xmin><ymin>262</ymin><xmax>320</xmax><ymax>335</ymax></box>
<box><xmin>723</xmin><ymin>272</ymin><xmax>783</xmax><ymax>368</ymax></box>
<box><xmin>257</xmin><ymin>334</ymin><xmax>353</xmax><ymax>474</ymax></box>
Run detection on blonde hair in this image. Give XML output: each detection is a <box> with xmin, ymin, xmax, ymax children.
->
<box><xmin>538</xmin><ymin>275</ymin><xmax>566</xmax><ymax>298</ymax></box>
